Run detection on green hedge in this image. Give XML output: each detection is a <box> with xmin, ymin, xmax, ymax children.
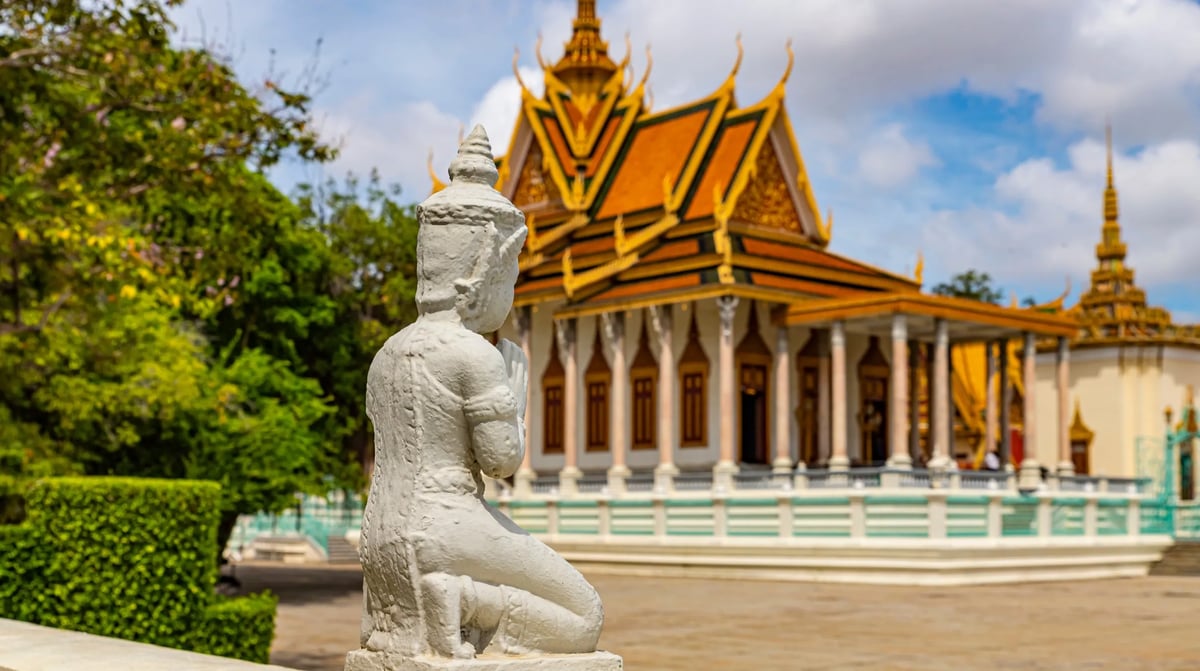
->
<box><xmin>0</xmin><ymin>477</ymin><xmax>277</xmax><ymax>663</ymax></box>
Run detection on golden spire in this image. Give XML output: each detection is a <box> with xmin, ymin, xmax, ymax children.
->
<box><xmin>1103</xmin><ymin>123</ymin><xmax>1119</xmax><ymax>228</ymax></box>
<box><xmin>913</xmin><ymin>250</ymin><xmax>924</xmax><ymax>285</ymax></box>
<box><xmin>1093</xmin><ymin>123</ymin><xmax>1129</xmax><ymax>272</ymax></box>
<box><xmin>552</xmin><ymin>0</ymin><xmax>618</xmax><ymax>110</ymax></box>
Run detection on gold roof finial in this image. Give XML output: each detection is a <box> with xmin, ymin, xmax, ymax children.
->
<box><xmin>636</xmin><ymin>44</ymin><xmax>653</xmax><ymax>93</ymax></box>
<box><xmin>727</xmin><ymin>33</ymin><xmax>744</xmax><ymax>81</ymax></box>
<box><xmin>618</xmin><ymin>31</ymin><xmax>632</xmax><ymax>72</ymax></box>
<box><xmin>427</xmin><ymin>148</ymin><xmax>447</xmax><ymax>194</ymax></box>
<box><xmin>815</xmin><ymin>208</ymin><xmax>833</xmax><ymax>243</ymax></box>
<box><xmin>778</xmin><ymin>39</ymin><xmax>795</xmax><ymax>89</ymax></box>
<box><xmin>513</xmin><ymin>47</ymin><xmax>531</xmax><ymax>96</ymax></box>
<box><xmin>535</xmin><ymin>32</ymin><xmax>548</xmax><ymax>71</ymax></box>
<box><xmin>913</xmin><ymin>250</ymin><xmax>924</xmax><ymax>285</ymax></box>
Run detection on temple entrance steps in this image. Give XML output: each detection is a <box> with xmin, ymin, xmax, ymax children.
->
<box><xmin>326</xmin><ymin>534</ymin><xmax>361</xmax><ymax>564</ymax></box>
<box><xmin>1151</xmin><ymin>540</ymin><xmax>1200</xmax><ymax>576</ymax></box>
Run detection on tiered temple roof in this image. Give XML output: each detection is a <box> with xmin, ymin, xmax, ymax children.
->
<box><xmin>432</xmin><ymin>1</ymin><xmax>920</xmax><ymax>317</ymax></box>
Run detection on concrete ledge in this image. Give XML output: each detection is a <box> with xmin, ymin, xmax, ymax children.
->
<box><xmin>0</xmin><ymin>618</ymin><xmax>298</xmax><ymax>671</ymax></box>
<box><xmin>345</xmin><ymin>649</ymin><xmax>622</xmax><ymax>670</ymax></box>
<box><xmin>545</xmin><ymin>535</ymin><xmax>1175</xmax><ymax>586</ymax></box>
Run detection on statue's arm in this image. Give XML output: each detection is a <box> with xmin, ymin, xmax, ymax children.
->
<box><xmin>461</xmin><ymin>344</ymin><xmax>523</xmax><ymax>479</ymax></box>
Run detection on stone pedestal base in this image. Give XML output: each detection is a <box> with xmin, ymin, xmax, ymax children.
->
<box><xmin>345</xmin><ymin>649</ymin><xmax>623</xmax><ymax>671</ymax></box>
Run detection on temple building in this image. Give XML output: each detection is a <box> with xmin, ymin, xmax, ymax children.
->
<box><xmin>432</xmin><ymin>0</ymin><xmax>1079</xmax><ymax>495</ymax></box>
<box><xmin>951</xmin><ymin>128</ymin><xmax>1200</xmax><ymax>483</ymax></box>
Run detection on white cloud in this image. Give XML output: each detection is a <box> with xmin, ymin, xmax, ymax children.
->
<box><xmin>160</xmin><ymin>0</ymin><xmax>1200</xmax><ymax>316</ymax></box>
<box><xmin>856</xmin><ymin>124</ymin><xmax>938</xmax><ymax>189</ymax></box>
<box><xmin>593</xmin><ymin>0</ymin><xmax>1200</xmax><ymax>144</ymax></box>
<box><xmin>921</xmin><ymin>136</ymin><xmax>1200</xmax><ymax>293</ymax></box>
<box><xmin>467</xmin><ymin>68</ymin><xmax>544</xmax><ymax>159</ymax></box>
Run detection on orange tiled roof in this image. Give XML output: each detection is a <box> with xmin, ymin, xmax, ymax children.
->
<box><xmin>486</xmin><ymin>3</ymin><xmax>910</xmax><ymax>312</ymax></box>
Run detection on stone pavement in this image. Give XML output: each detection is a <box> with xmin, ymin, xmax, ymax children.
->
<box><xmin>234</xmin><ymin>562</ymin><xmax>1200</xmax><ymax>671</ymax></box>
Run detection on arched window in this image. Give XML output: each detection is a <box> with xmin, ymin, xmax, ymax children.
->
<box><xmin>1070</xmin><ymin>399</ymin><xmax>1095</xmax><ymax>477</ymax></box>
<box><xmin>679</xmin><ymin>307</ymin><xmax>710</xmax><ymax>448</ymax></box>
<box><xmin>584</xmin><ymin>327</ymin><xmax>610</xmax><ymax>451</ymax></box>
<box><xmin>542</xmin><ymin>333</ymin><xmax>565</xmax><ymax>455</ymax></box>
<box><xmin>630</xmin><ymin>319</ymin><xmax>657</xmax><ymax>450</ymax></box>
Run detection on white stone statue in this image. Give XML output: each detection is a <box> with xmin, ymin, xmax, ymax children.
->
<box><xmin>346</xmin><ymin>125</ymin><xmax>619</xmax><ymax>670</ymax></box>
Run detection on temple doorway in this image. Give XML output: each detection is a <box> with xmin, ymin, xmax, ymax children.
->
<box><xmin>739</xmin><ymin>363</ymin><xmax>769</xmax><ymax>464</ymax></box>
<box><xmin>858</xmin><ymin>336</ymin><xmax>889</xmax><ymax>466</ymax></box>
<box><xmin>736</xmin><ymin>302</ymin><xmax>772</xmax><ymax>466</ymax></box>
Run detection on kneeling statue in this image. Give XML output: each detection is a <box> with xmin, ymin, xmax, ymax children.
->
<box><xmin>346</xmin><ymin>125</ymin><xmax>615</xmax><ymax>669</ymax></box>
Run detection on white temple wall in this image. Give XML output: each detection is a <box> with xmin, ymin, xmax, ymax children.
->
<box><xmin>1159</xmin><ymin>346</ymin><xmax>1200</xmax><ymax>420</ymax></box>
<box><xmin>1031</xmin><ymin>345</ymin><xmax>1200</xmax><ymax>479</ymax></box>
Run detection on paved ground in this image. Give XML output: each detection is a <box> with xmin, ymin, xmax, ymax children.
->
<box><xmin>233</xmin><ymin>562</ymin><xmax>1200</xmax><ymax>671</ymax></box>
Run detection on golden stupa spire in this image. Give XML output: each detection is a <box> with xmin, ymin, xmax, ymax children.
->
<box><xmin>1103</xmin><ymin>123</ymin><xmax>1119</xmax><ymax>231</ymax></box>
<box><xmin>552</xmin><ymin>0</ymin><xmax>618</xmax><ymax>111</ymax></box>
<box><xmin>1074</xmin><ymin>122</ymin><xmax>1174</xmax><ymax>340</ymax></box>
<box><xmin>1095</xmin><ymin>123</ymin><xmax>1127</xmax><ymax>270</ymax></box>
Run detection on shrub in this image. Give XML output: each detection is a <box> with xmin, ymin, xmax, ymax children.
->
<box><xmin>0</xmin><ymin>477</ymin><xmax>277</xmax><ymax>663</ymax></box>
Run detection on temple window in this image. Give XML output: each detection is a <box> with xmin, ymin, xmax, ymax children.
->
<box><xmin>585</xmin><ymin>328</ymin><xmax>610</xmax><ymax>451</ymax></box>
<box><xmin>542</xmin><ymin>335</ymin><xmax>565</xmax><ymax>455</ymax></box>
<box><xmin>630</xmin><ymin>320</ymin><xmax>658</xmax><ymax>450</ymax></box>
<box><xmin>1069</xmin><ymin>400</ymin><xmax>1095</xmax><ymax>477</ymax></box>
<box><xmin>679</xmin><ymin>307</ymin><xmax>710</xmax><ymax>447</ymax></box>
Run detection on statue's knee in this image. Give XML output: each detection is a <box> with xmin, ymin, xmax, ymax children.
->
<box><xmin>579</xmin><ymin>584</ymin><xmax>604</xmax><ymax>632</ymax></box>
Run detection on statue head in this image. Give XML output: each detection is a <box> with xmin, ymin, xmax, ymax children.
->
<box><xmin>415</xmin><ymin>125</ymin><xmax>527</xmax><ymax>333</ymax></box>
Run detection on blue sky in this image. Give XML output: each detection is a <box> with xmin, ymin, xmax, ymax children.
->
<box><xmin>170</xmin><ymin>0</ymin><xmax>1200</xmax><ymax>322</ymax></box>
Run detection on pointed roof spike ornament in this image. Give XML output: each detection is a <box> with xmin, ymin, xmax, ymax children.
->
<box><xmin>729</xmin><ymin>33</ymin><xmax>745</xmax><ymax>79</ymax></box>
<box><xmin>427</xmin><ymin>148</ymin><xmax>447</xmax><ymax>194</ymax></box>
<box><xmin>777</xmin><ymin>39</ymin><xmax>795</xmax><ymax>90</ymax></box>
<box><xmin>535</xmin><ymin>32</ymin><xmax>549</xmax><ymax>71</ymax></box>
<box><xmin>638</xmin><ymin>44</ymin><xmax>654</xmax><ymax>92</ymax></box>
<box><xmin>513</xmin><ymin>47</ymin><xmax>531</xmax><ymax>96</ymax></box>
<box><xmin>913</xmin><ymin>250</ymin><xmax>924</xmax><ymax>285</ymax></box>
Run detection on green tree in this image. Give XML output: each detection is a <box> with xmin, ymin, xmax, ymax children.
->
<box><xmin>293</xmin><ymin>172</ymin><xmax>421</xmax><ymax>474</ymax></box>
<box><xmin>931</xmin><ymin>270</ymin><xmax>1004</xmax><ymax>305</ymax></box>
<box><xmin>0</xmin><ymin>0</ymin><xmax>340</xmax><ymax>537</ymax></box>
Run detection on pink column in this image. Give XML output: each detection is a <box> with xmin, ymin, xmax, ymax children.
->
<box><xmin>1056</xmin><ymin>336</ymin><xmax>1073</xmax><ymax>475</ymax></box>
<box><xmin>984</xmin><ymin>340</ymin><xmax>998</xmax><ymax>459</ymax></box>
<box><xmin>829</xmin><ymin>320</ymin><xmax>849</xmax><ymax>470</ymax></box>
<box><xmin>773</xmin><ymin>324</ymin><xmax>792</xmax><ymax>473</ymax></box>
<box><xmin>559</xmin><ymin>318</ymin><xmax>581</xmax><ymax>494</ymax></box>
<box><xmin>930</xmin><ymin>319</ymin><xmax>951</xmax><ymax>468</ymax></box>
<box><xmin>818</xmin><ymin>346</ymin><xmax>832</xmax><ymax>464</ymax></box>
<box><xmin>605</xmin><ymin>312</ymin><xmax>630</xmax><ymax>491</ymax></box>
<box><xmin>515</xmin><ymin>307</ymin><xmax>536</xmax><ymax>495</ymax></box>
<box><xmin>887</xmin><ymin>314</ymin><xmax>912</xmax><ymax>468</ymax></box>
<box><xmin>714</xmin><ymin>296</ymin><xmax>739</xmax><ymax>485</ymax></box>
<box><xmin>653</xmin><ymin>306</ymin><xmax>677</xmax><ymax>490</ymax></box>
<box><xmin>908</xmin><ymin>344</ymin><xmax>920</xmax><ymax>463</ymax></box>
<box><xmin>1018</xmin><ymin>331</ymin><xmax>1041</xmax><ymax>489</ymax></box>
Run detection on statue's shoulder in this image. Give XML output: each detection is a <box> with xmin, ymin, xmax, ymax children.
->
<box><xmin>430</xmin><ymin>327</ymin><xmax>501</xmax><ymax>365</ymax></box>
